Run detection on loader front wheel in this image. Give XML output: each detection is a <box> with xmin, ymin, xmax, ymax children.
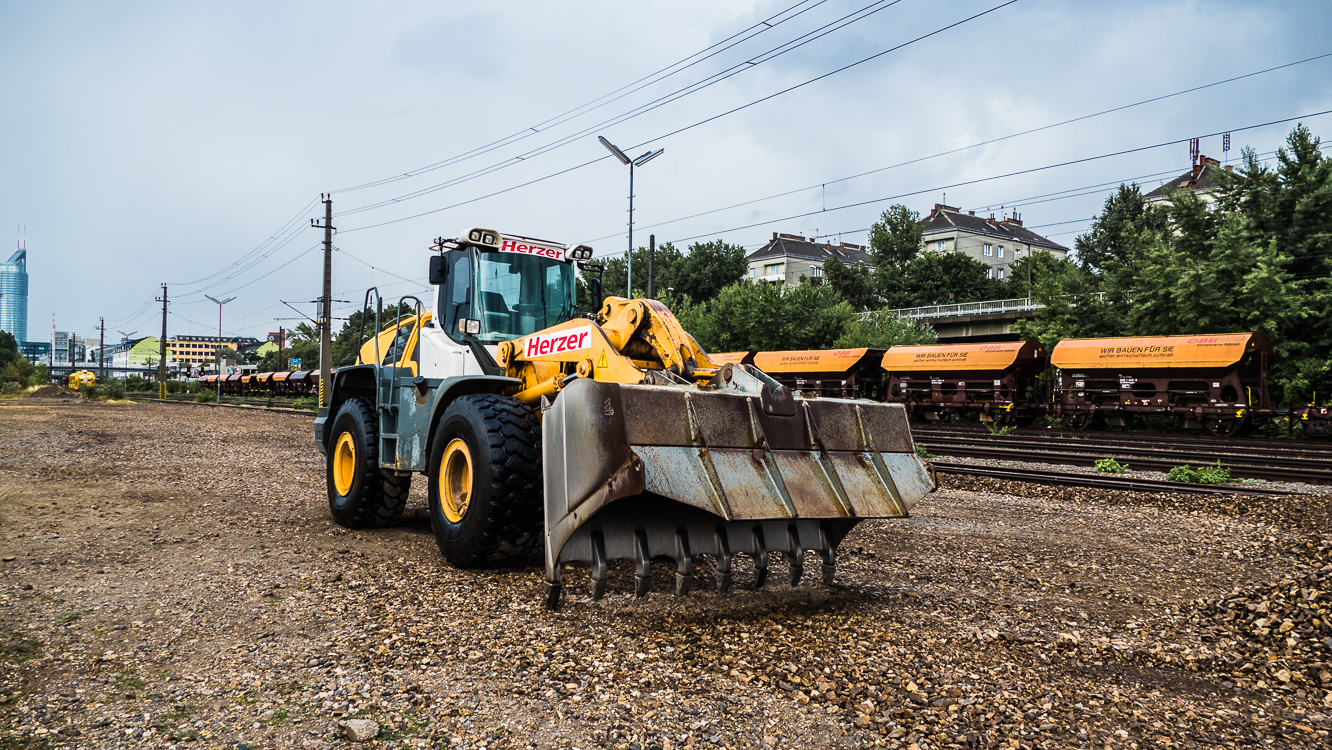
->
<box><xmin>326</xmin><ymin>397</ymin><xmax>410</xmax><ymax>528</ymax></box>
<box><xmin>428</xmin><ymin>394</ymin><xmax>542</xmax><ymax>568</ymax></box>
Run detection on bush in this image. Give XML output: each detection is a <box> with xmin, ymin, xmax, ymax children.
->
<box><xmin>985</xmin><ymin>423</ymin><xmax>1016</xmax><ymax>436</ymax></box>
<box><xmin>194</xmin><ymin>390</ymin><xmax>216</xmax><ymax>404</ymax></box>
<box><xmin>1168</xmin><ymin>460</ymin><xmax>1233</xmax><ymax>484</ymax></box>
<box><xmin>103</xmin><ymin>379</ymin><xmax>127</xmax><ymax>400</ymax></box>
<box><xmin>1095</xmin><ymin>458</ymin><xmax>1130</xmax><ymax>474</ymax></box>
<box><xmin>915</xmin><ymin>443</ymin><xmax>936</xmax><ymax>460</ymax></box>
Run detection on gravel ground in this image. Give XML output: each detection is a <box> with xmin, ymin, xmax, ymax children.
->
<box><xmin>1</xmin><ymin>398</ymin><xmax>1329</xmax><ymax>750</ymax></box>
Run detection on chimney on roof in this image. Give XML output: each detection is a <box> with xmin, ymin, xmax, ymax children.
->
<box><xmin>968</xmin><ymin>210</ymin><xmax>975</xmax><ymax>216</ymax></box>
<box><xmin>772</xmin><ymin>232</ymin><xmax>778</xmax><ymax>241</ymax></box>
<box><xmin>1000</xmin><ymin>212</ymin><xmax>1023</xmax><ymax>228</ymax></box>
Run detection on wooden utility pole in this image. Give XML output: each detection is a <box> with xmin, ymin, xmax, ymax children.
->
<box><xmin>647</xmin><ymin>234</ymin><xmax>656</xmax><ymax>299</ymax></box>
<box><xmin>156</xmin><ymin>285</ymin><xmax>168</xmax><ymax>399</ymax></box>
<box><xmin>98</xmin><ymin>317</ymin><xmax>105</xmax><ymax>382</ymax></box>
<box><xmin>311</xmin><ymin>195</ymin><xmax>335</xmax><ymax>408</ymax></box>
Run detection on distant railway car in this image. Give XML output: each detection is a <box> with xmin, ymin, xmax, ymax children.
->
<box><xmin>750</xmin><ymin>348</ymin><xmax>886</xmax><ymax>399</ymax></box>
<box><xmin>1050</xmin><ymin>332</ymin><xmax>1272</xmax><ymax>437</ymax></box>
<box><xmin>67</xmin><ymin>370</ymin><xmax>96</xmax><ymax>391</ymax></box>
<box><xmin>882</xmin><ymin>340</ymin><xmax>1047</xmax><ymax>425</ymax></box>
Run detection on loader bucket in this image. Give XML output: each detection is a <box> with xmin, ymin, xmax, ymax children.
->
<box><xmin>541</xmin><ymin>365</ymin><xmax>935</xmax><ymax>606</ymax></box>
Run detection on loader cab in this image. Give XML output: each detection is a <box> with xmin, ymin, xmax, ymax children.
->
<box><xmin>357</xmin><ymin>312</ymin><xmax>434</xmax><ymax>376</ymax></box>
<box><xmin>434</xmin><ymin>230</ymin><xmax>587</xmax><ymax>347</ymax></box>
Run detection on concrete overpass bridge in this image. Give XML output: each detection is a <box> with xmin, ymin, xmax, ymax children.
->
<box><xmin>889</xmin><ymin>297</ymin><xmax>1041</xmax><ymax>342</ymax></box>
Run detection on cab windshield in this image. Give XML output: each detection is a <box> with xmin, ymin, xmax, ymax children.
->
<box><xmin>469</xmin><ymin>250</ymin><xmax>577</xmax><ymax>342</ymax></box>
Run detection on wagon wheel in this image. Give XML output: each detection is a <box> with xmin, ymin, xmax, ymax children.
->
<box><xmin>1203</xmin><ymin>416</ymin><xmax>1247</xmax><ymax>438</ymax></box>
<box><xmin>1065</xmin><ymin>413</ymin><xmax>1095</xmax><ymax>431</ymax></box>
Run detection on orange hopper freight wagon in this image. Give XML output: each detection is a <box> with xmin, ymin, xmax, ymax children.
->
<box><xmin>881</xmin><ymin>340</ymin><xmax>1047</xmax><ymax>425</ymax></box>
<box><xmin>749</xmin><ymin>348</ymin><xmax>887</xmax><ymax>400</ymax></box>
<box><xmin>1049</xmin><ymin>332</ymin><xmax>1272</xmax><ymax>437</ymax></box>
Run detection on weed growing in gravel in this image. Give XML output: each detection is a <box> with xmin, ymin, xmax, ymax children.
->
<box><xmin>0</xmin><ymin>631</ymin><xmax>42</xmax><ymax>663</ymax></box>
<box><xmin>154</xmin><ymin>703</ymin><xmax>199</xmax><ymax>741</ymax></box>
<box><xmin>115</xmin><ymin>668</ymin><xmax>145</xmax><ymax>693</ymax></box>
<box><xmin>1095</xmin><ymin>458</ymin><xmax>1130</xmax><ymax>474</ymax></box>
<box><xmin>1168</xmin><ymin>460</ymin><xmax>1233</xmax><ymax>484</ymax></box>
<box><xmin>267</xmin><ymin>707</ymin><xmax>289</xmax><ymax>727</ymax></box>
<box><xmin>914</xmin><ymin>443</ymin><xmax>936</xmax><ymax>460</ymax></box>
<box><xmin>194</xmin><ymin>390</ymin><xmax>216</xmax><ymax>404</ymax></box>
<box><xmin>985</xmin><ymin>422</ymin><xmax>1016</xmax><ymax>436</ymax></box>
<box><xmin>55</xmin><ymin>611</ymin><xmax>82</xmax><ymax>625</ymax></box>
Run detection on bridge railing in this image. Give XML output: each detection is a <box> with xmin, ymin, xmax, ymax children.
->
<box><xmin>888</xmin><ymin>297</ymin><xmax>1042</xmax><ymax>320</ymax></box>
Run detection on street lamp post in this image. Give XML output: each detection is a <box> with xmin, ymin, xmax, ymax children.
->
<box><xmin>599</xmin><ymin>136</ymin><xmax>663</xmax><ymax>298</ymax></box>
<box><xmin>204</xmin><ymin>294</ymin><xmax>236</xmax><ymax>404</ymax></box>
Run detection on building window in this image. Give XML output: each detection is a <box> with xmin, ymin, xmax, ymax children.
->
<box><xmin>997</xmin><ymin>268</ymin><xmax>1005</xmax><ymax>279</ymax></box>
<box><xmin>810</xmin><ymin>266</ymin><xmax>823</xmax><ymax>278</ymax></box>
<box><xmin>983</xmin><ymin>244</ymin><xmax>993</xmax><ymax>257</ymax></box>
<box><xmin>997</xmin><ymin>245</ymin><xmax>1005</xmax><ymax>259</ymax></box>
<box><xmin>748</xmin><ymin>267</ymin><xmax>755</xmax><ymax>278</ymax></box>
<box><xmin>763</xmin><ymin>263</ymin><xmax>783</xmax><ymax>276</ymax></box>
<box><xmin>935</xmin><ymin>240</ymin><xmax>945</xmax><ymax>252</ymax></box>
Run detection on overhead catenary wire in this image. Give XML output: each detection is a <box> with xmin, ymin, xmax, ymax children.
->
<box><xmin>578</xmin><ymin>51</ymin><xmax>1332</xmax><ymax>245</ymax></box>
<box><xmin>653</xmin><ymin>108</ymin><xmax>1332</xmax><ymax>247</ymax></box>
<box><xmin>331</xmin><ymin>0</ymin><xmax>834</xmax><ymax>194</ymax></box>
<box><xmin>338</xmin><ymin>0</ymin><xmax>1021</xmax><ymax>234</ymax></box>
<box><xmin>333</xmin><ymin>0</ymin><xmax>913</xmax><ymax>218</ymax></box>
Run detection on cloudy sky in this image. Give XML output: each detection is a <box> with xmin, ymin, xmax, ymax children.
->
<box><xmin>3</xmin><ymin>0</ymin><xmax>1331</xmax><ymax>345</ymax></box>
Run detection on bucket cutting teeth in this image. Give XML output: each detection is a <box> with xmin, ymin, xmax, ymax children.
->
<box><xmin>540</xmin><ymin>374</ymin><xmax>935</xmax><ymax>607</ymax></box>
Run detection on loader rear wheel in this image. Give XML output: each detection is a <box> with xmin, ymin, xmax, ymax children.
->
<box><xmin>428</xmin><ymin>394</ymin><xmax>542</xmax><ymax>568</ymax></box>
<box><xmin>326</xmin><ymin>397</ymin><xmax>410</xmax><ymax>528</ymax></box>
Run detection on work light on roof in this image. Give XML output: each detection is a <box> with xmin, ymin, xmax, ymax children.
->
<box><xmin>463</xmin><ymin>228</ymin><xmax>500</xmax><ymax>247</ymax></box>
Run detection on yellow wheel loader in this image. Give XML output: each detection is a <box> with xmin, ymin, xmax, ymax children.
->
<box><xmin>315</xmin><ymin>228</ymin><xmax>935</xmax><ymax>606</ymax></box>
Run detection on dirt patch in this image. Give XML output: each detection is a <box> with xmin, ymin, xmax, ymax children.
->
<box><xmin>0</xmin><ymin>401</ymin><xmax>1329</xmax><ymax>749</ymax></box>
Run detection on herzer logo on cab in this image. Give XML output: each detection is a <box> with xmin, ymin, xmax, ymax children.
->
<box><xmin>500</xmin><ymin>239</ymin><xmax>563</xmax><ymax>259</ymax></box>
<box><xmin>523</xmin><ymin>326</ymin><xmax>593</xmax><ymax>357</ymax></box>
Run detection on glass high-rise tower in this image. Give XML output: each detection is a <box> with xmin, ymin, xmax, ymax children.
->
<box><xmin>0</xmin><ymin>249</ymin><xmax>29</xmax><ymax>344</ymax></box>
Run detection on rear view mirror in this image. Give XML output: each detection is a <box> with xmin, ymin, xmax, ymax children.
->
<box><xmin>429</xmin><ymin>255</ymin><xmax>448</xmax><ymax>284</ymax></box>
<box><xmin>589</xmin><ymin>277</ymin><xmax>602</xmax><ymax>308</ymax></box>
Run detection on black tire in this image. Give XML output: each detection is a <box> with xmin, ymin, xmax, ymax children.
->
<box><xmin>326</xmin><ymin>397</ymin><xmax>410</xmax><ymax>528</ymax></box>
<box><xmin>427</xmin><ymin>393</ymin><xmax>542</xmax><ymax>568</ymax></box>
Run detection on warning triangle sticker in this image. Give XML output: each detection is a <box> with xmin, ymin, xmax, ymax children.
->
<box><xmin>596</xmin><ymin>350</ymin><xmax>608</xmax><ymax>369</ymax></box>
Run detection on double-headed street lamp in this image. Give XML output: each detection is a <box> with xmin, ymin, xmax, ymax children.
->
<box><xmin>204</xmin><ymin>294</ymin><xmax>236</xmax><ymax>404</ymax></box>
<box><xmin>599</xmin><ymin>136</ymin><xmax>663</xmax><ymax>298</ymax></box>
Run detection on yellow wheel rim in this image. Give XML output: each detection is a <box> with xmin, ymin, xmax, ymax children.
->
<box><xmin>333</xmin><ymin>432</ymin><xmax>357</xmax><ymax>496</ymax></box>
<box><xmin>439</xmin><ymin>438</ymin><xmax>473</xmax><ymax>523</ymax></box>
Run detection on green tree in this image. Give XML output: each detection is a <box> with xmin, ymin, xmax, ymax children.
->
<box><xmin>670</xmin><ymin>240</ymin><xmax>748</xmax><ymax>303</ymax></box>
<box><xmin>1073</xmin><ymin>184</ymin><xmax>1168</xmax><ymax>274</ymax></box>
<box><xmin>887</xmin><ymin>251</ymin><xmax>1002</xmax><ymax>308</ymax></box>
<box><xmin>821</xmin><ymin>256</ymin><xmax>878</xmax><ymax>310</ymax></box>
<box><xmin>833</xmin><ymin>308</ymin><xmax>937</xmax><ymax>349</ymax></box>
<box><xmin>680</xmin><ymin>282</ymin><xmax>855</xmax><ymax>354</ymax></box>
<box><xmin>0</xmin><ymin>330</ymin><xmax>17</xmax><ymax>371</ymax></box>
<box><xmin>595</xmin><ymin>242</ymin><xmax>684</xmax><ymax>301</ymax></box>
<box><xmin>867</xmin><ymin>204</ymin><xmax>922</xmax><ymax>269</ymax></box>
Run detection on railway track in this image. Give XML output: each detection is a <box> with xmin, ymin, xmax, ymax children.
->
<box><xmin>913</xmin><ymin>425</ymin><xmax>1332</xmax><ymax>485</ymax></box>
<box><xmin>931</xmin><ymin>462</ymin><xmax>1302</xmax><ymax>497</ymax></box>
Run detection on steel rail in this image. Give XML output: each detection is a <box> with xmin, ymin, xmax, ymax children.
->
<box><xmin>918</xmin><ymin>440</ymin><xmax>1332</xmax><ymax>484</ymax></box>
<box><xmin>911</xmin><ymin>425</ymin><xmax>1332</xmax><ymax>454</ymax></box>
<box><xmin>932</xmin><ymin>462</ymin><xmax>1303</xmax><ymax>497</ymax></box>
<box><xmin>916</xmin><ymin>434</ymin><xmax>1332</xmax><ymax>470</ymax></box>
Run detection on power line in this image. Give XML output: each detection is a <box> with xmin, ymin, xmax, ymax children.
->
<box><xmin>331</xmin><ymin>0</ymin><xmax>833</xmax><ymax>194</ymax></box>
<box><xmin>578</xmin><ymin>50</ymin><xmax>1332</xmax><ymax>244</ymax></box>
<box><xmin>338</xmin><ymin>0</ymin><xmax>1019</xmax><ymax>233</ymax></box>
<box><xmin>656</xmin><ymin>108</ymin><xmax>1332</xmax><ymax>246</ymax></box>
<box><xmin>333</xmin><ymin>0</ymin><xmax>911</xmax><ymax>219</ymax></box>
